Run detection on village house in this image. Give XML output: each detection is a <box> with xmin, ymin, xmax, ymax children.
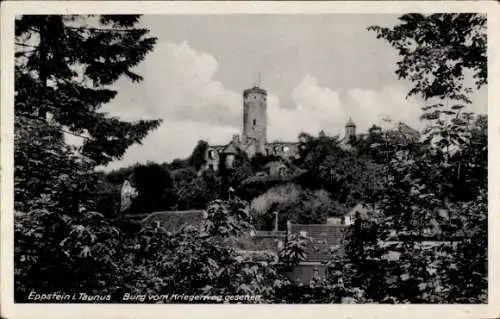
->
<box><xmin>121</xmin><ymin>200</ymin><xmax>461</xmax><ymax>285</ymax></box>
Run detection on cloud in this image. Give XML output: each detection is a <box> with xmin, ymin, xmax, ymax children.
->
<box><xmin>104</xmin><ymin>121</ymin><xmax>239</xmax><ymax>171</ymax></box>
<box><xmin>266</xmin><ymin>75</ymin><xmax>426</xmax><ymax>141</ymax></box>
<box><xmin>101</xmin><ymin>42</ymin><xmax>486</xmax><ymax>170</ymax></box>
<box><xmin>100</xmin><ymin>41</ymin><xmax>244</xmax><ymax>169</ymax></box>
<box><xmin>104</xmin><ymin>41</ymin><xmax>242</xmax><ymax>127</ymax></box>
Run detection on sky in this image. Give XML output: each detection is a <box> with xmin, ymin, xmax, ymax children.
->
<box><xmin>100</xmin><ymin>14</ymin><xmax>487</xmax><ymax>170</ymax></box>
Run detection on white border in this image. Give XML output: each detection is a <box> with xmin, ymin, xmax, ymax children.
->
<box><xmin>1</xmin><ymin>1</ymin><xmax>499</xmax><ymax>319</ymax></box>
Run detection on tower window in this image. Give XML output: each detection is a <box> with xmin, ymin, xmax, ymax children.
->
<box><xmin>253</xmin><ymin>119</ymin><xmax>256</xmax><ymax>127</ymax></box>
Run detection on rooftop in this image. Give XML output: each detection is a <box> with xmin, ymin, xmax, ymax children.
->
<box><xmin>289</xmin><ymin>224</ymin><xmax>346</xmax><ymax>262</ymax></box>
<box><xmin>243</xmin><ymin>86</ymin><xmax>267</xmax><ymax>97</ymax></box>
<box><xmin>346</xmin><ymin>117</ymin><xmax>355</xmax><ymax>127</ymax></box>
<box><xmin>128</xmin><ymin>210</ymin><xmax>206</xmax><ymax>232</ymax></box>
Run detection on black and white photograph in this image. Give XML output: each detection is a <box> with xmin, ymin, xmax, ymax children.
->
<box><xmin>1</xmin><ymin>1</ymin><xmax>498</xmax><ymax>318</ymax></box>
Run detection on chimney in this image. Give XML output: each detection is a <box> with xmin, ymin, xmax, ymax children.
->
<box><xmin>273</xmin><ymin>211</ymin><xmax>279</xmax><ymax>231</ymax></box>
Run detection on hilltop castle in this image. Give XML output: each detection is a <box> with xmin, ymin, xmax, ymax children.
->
<box><xmin>203</xmin><ymin>85</ymin><xmax>419</xmax><ymax>172</ymax></box>
<box><xmin>203</xmin><ymin>86</ymin><xmax>302</xmax><ymax>171</ymax></box>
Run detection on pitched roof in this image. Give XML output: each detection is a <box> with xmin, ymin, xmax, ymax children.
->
<box><xmin>139</xmin><ymin>210</ymin><xmax>206</xmax><ymax>232</ymax></box>
<box><xmin>232</xmin><ymin>232</ymin><xmax>285</xmax><ymax>252</ymax></box>
<box><xmin>326</xmin><ymin>217</ymin><xmax>342</xmax><ymax>225</ymax></box>
<box><xmin>222</xmin><ymin>142</ymin><xmax>240</xmax><ymax>154</ymax></box>
<box><xmin>289</xmin><ymin>224</ymin><xmax>346</xmax><ymax>262</ymax></box>
<box><xmin>346</xmin><ymin>117</ymin><xmax>355</xmax><ymax>127</ymax></box>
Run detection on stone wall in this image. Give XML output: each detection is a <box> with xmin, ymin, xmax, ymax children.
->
<box><xmin>265</xmin><ymin>142</ymin><xmax>300</xmax><ymax>159</ymax></box>
<box><xmin>204</xmin><ymin>145</ymin><xmax>224</xmax><ymax>171</ymax></box>
<box><xmin>242</xmin><ymin>87</ymin><xmax>267</xmax><ymax>155</ymax></box>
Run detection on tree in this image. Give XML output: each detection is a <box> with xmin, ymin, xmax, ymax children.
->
<box><xmin>188</xmin><ymin>140</ymin><xmax>209</xmax><ymax>171</ymax></box>
<box><xmin>250</xmin><ymin>184</ymin><xmax>341</xmax><ymax>230</ymax></box>
<box><xmin>15</xmin><ymin>15</ymin><xmax>161</xmax><ymax>167</ymax></box>
<box><xmin>349</xmin><ymin>124</ymin><xmax>388</xmax><ymax>162</ymax></box>
<box><xmin>128</xmin><ymin>163</ymin><xmax>174</xmax><ymax>214</ymax></box>
<box><xmin>14</xmin><ymin>15</ymin><xmax>161</xmax><ymax>300</ymax></box>
<box><xmin>339</xmin><ymin>13</ymin><xmax>490</xmax><ymax>303</ymax></box>
<box><xmin>296</xmin><ymin>133</ymin><xmax>385</xmax><ymax>208</ymax></box>
<box><xmin>368</xmin><ymin>12</ymin><xmax>487</xmax><ymax>204</ymax></box>
<box><xmin>250</xmin><ymin>153</ymin><xmax>282</xmax><ymax>172</ymax></box>
<box><xmin>170</xmin><ymin>167</ymin><xmax>222</xmax><ymax>210</ymax></box>
<box><xmin>368</xmin><ymin>13</ymin><xmax>486</xmax><ymax>104</ymax></box>
<box><xmin>279</xmin><ymin>232</ymin><xmax>310</xmax><ymax>267</ymax></box>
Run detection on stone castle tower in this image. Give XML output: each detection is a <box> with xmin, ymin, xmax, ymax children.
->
<box><xmin>242</xmin><ymin>86</ymin><xmax>267</xmax><ymax>156</ymax></box>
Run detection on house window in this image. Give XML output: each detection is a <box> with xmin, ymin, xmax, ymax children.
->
<box><xmin>283</xmin><ymin>146</ymin><xmax>290</xmax><ymax>154</ymax></box>
<box><xmin>299</xmin><ymin>231</ymin><xmax>308</xmax><ymax>237</ymax></box>
<box><xmin>208</xmin><ymin>164</ymin><xmax>215</xmax><ymax>171</ymax></box>
<box><xmin>274</xmin><ymin>146</ymin><xmax>279</xmax><ymax>152</ymax></box>
<box><xmin>266</xmin><ymin>148</ymin><xmax>270</xmax><ymax>156</ymax></box>
<box><xmin>344</xmin><ymin>216</ymin><xmax>354</xmax><ymax>226</ymax></box>
<box><xmin>225</xmin><ymin>154</ymin><xmax>235</xmax><ymax>168</ymax></box>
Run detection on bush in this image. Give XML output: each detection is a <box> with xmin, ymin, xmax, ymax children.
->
<box><xmin>250</xmin><ymin>184</ymin><xmax>339</xmax><ymax>230</ymax></box>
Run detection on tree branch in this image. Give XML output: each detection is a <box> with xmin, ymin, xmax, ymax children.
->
<box><xmin>65</xmin><ymin>25</ymin><xmax>144</xmax><ymax>33</ymax></box>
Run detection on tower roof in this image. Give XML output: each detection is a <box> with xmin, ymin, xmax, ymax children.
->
<box><xmin>243</xmin><ymin>86</ymin><xmax>267</xmax><ymax>97</ymax></box>
<box><xmin>346</xmin><ymin>117</ymin><xmax>355</xmax><ymax>127</ymax></box>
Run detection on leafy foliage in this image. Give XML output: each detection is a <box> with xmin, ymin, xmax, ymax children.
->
<box><xmin>111</xmin><ymin>198</ymin><xmax>286</xmax><ymax>302</ymax></box>
<box><xmin>16</xmin><ymin>17</ymin><xmax>161</xmax><ymax>165</ymax></box>
<box><xmin>279</xmin><ymin>232</ymin><xmax>311</xmax><ymax>267</ymax></box>
<box><xmin>14</xmin><ymin>14</ymin><xmax>161</xmax><ymax>300</ymax></box>
<box><xmin>368</xmin><ymin>13</ymin><xmax>486</xmax><ymax>102</ymax></box>
<box><xmin>330</xmin><ymin>12</ymin><xmax>490</xmax><ymax>304</ymax></box>
<box><xmin>296</xmin><ymin>133</ymin><xmax>385</xmax><ymax>207</ymax></box>
<box><xmin>251</xmin><ymin>184</ymin><xmax>339</xmax><ymax>230</ymax></box>
<box><xmin>188</xmin><ymin>140</ymin><xmax>209</xmax><ymax>171</ymax></box>
<box><xmin>171</xmin><ymin>167</ymin><xmax>222</xmax><ymax>210</ymax></box>
<box><xmin>127</xmin><ymin>163</ymin><xmax>175</xmax><ymax>214</ymax></box>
